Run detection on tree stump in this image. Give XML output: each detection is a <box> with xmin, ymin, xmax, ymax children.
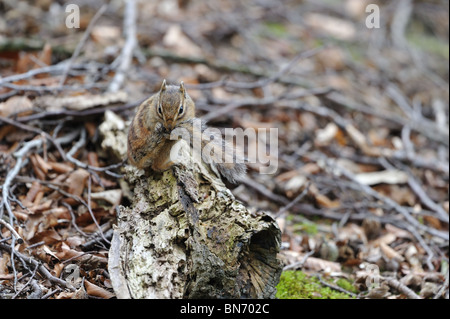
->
<box><xmin>108</xmin><ymin>140</ymin><xmax>283</xmax><ymax>299</ymax></box>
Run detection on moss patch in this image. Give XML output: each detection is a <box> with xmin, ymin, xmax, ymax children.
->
<box><xmin>276</xmin><ymin>271</ymin><xmax>354</xmax><ymax>299</ymax></box>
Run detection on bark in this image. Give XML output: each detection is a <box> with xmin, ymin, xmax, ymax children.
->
<box><xmin>108</xmin><ymin>140</ymin><xmax>282</xmax><ymax>299</ymax></box>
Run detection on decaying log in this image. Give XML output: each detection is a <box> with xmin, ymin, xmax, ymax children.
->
<box><xmin>108</xmin><ymin>140</ymin><xmax>283</xmax><ymax>299</ymax></box>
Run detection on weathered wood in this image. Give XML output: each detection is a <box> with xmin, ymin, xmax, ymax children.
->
<box><xmin>108</xmin><ymin>140</ymin><xmax>282</xmax><ymax>298</ymax></box>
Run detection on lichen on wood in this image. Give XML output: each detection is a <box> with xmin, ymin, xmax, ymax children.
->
<box><xmin>108</xmin><ymin>140</ymin><xmax>283</xmax><ymax>299</ymax></box>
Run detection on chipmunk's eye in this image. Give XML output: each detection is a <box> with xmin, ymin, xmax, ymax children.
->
<box><xmin>157</xmin><ymin>104</ymin><xmax>163</xmax><ymax>116</ymax></box>
<box><xmin>178</xmin><ymin>104</ymin><xmax>184</xmax><ymax>115</ymax></box>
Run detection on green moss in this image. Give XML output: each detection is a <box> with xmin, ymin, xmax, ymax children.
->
<box><xmin>263</xmin><ymin>21</ymin><xmax>288</xmax><ymax>37</ymax></box>
<box><xmin>291</xmin><ymin>218</ymin><xmax>318</xmax><ymax>235</ymax></box>
<box><xmin>336</xmin><ymin>278</ymin><xmax>358</xmax><ymax>294</ymax></box>
<box><xmin>276</xmin><ymin>271</ymin><xmax>354</xmax><ymax>299</ymax></box>
<box><xmin>298</xmin><ymin>222</ymin><xmax>318</xmax><ymax>235</ymax></box>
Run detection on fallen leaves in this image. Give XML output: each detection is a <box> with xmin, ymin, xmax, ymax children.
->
<box><xmin>1</xmin><ymin>0</ymin><xmax>448</xmax><ymax>300</ymax></box>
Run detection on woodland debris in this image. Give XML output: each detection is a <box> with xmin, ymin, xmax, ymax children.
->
<box><xmin>109</xmin><ymin>141</ymin><xmax>283</xmax><ymax>299</ymax></box>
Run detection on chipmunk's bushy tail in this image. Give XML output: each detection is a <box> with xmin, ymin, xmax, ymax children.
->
<box><xmin>180</xmin><ymin>118</ymin><xmax>247</xmax><ymax>183</ymax></box>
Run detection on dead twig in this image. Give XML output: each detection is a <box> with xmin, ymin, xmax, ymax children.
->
<box><xmin>240</xmin><ymin>176</ymin><xmax>289</xmax><ymax>206</ymax></box>
<box><xmin>319</xmin><ymin>155</ymin><xmax>441</xmax><ymax>270</ymax></box>
<box><xmin>59</xmin><ymin>4</ymin><xmax>107</xmax><ymax>87</ymax></box>
<box><xmin>0</xmin><ymin>115</ymin><xmax>68</xmax><ymax>160</ymax></box>
<box><xmin>202</xmin><ymin>87</ymin><xmax>331</xmax><ymax>122</ymax></box>
<box><xmin>0</xmin><ymin>219</ymin><xmax>23</xmax><ymax>244</ymax></box>
<box><xmin>274</xmin><ymin>182</ymin><xmax>310</xmax><ymax>219</ymax></box>
<box><xmin>108</xmin><ymin>0</ymin><xmax>137</xmax><ymax>92</ymax></box>
<box><xmin>433</xmin><ymin>269</ymin><xmax>449</xmax><ymax>299</ymax></box>
<box><xmin>0</xmin><ymin>243</ymin><xmax>75</xmax><ymax>291</ymax></box>
<box><xmin>382</xmin><ymin>276</ymin><xmax>421</xmax><ymax>299</ymax></box>
<box><xmin>325</xmin><ymin>92</ymin><xmax>449</xmax><ymax>147</ymax></box>
<box><xmin>407</xmin><ymin>174</ymin><xmax>448</xmax><ymax>222</ymax></box>
<box><xmin>283</xmin><ymin>251</ymin><xmax>315</xmax><ymax>271</ymax></box>
<box><xmin>15</xmin><ymin>98</ymin><xmax>143</xmax><ymax>123</ymax></box>
<box><xmin>315</xmin><ymin>273</ymin><xmax>358</xmax><ymax>298</ymax></box>
<box><xmin>0</xmin><ymin>63</ymin><xmax>104</xmax><ymax>86</ymax></box>
<box><xmin>220</xmin><ymin>46</ymin><xmax>326</xmax><ymax>90</ymax></box>
<box><xmin>1</xmin><ymin>82</ymin><xmax>106</xmax><ymax>92</ymax></box>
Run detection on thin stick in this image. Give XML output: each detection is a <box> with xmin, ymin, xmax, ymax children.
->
<box><xmin>0</xmin><ymin>219</ymin><xmax>23</xmax><ymax>244</ymax></box>
<box><xmin>59</xmin><ymin>4</ymin><xmax>108</xmax><ymax>86</ymax></box>
<box><xmin>382</xmin><ymin>276</ymin><xmax>421</xmax><ymax>299</ymax></box>
<box><xmin>108</xmin><ymin>0</ymin><xmax>137</xmax><ymax>92</ymax></box>
<box><xmin>15</xmin><ymin>98</ymin><xmax>143</xmax><ymax>123</ymax></box>
<box><xmin>321</xmin><ymin>156</ymin><xmax>440</xmax><ymax>269</ymax></box>
<box><xmin>202</xmin><ymin>87</ymin><xmax>331</xmax><ymax>123</ymax></box>
<box><xmin>220</xmin><ymin>46</ymin><xmax>327</xmax><ymax>89</ymax></box>
<box><xmin>407</xmin><ymin>174</ymin><xmax>448</xmax><ymax>222</ymax></box>
<box><xmin>1</xmin><ymin>82</ymin><xmax>105</xmax><ymax>92</ymax></box>
<box><xmin>0</xmin><ymin>115</ymin><xmax>67</xmax><ymax>161</ymax></box>
<box><xmin>0</xmin><ymin>243</ymin><xmax>75</xmax><ymax>291</ymax></box>
<box><xmin>274</xmin><ymin>183</ymin><xmax>310</xmax><ymax>219</ymax></box>
<box><xmin>433</xmin><ymin>269</ymin><xmax>449</xmax><ymax>299</ymax></box>
<box><xmin>283</xmin><ymin>250</ymin><xmax>315</xmax><ymax>271</ymax></box>
<box><xmin>240</xmin><ymin>176</ymin><xmax>289</xmax><ymax>206</ymax></box>
<box><xmin>315</xmin><ymin>273</ymin><xmax>358</xmax><ymax>298</ymax></box>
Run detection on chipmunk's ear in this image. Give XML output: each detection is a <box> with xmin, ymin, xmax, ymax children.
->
<box><xmin>160</xmin><ymin>79</ymin><xmax>167</xmax><ymax>92</ymax></box>
<box><xmin>179</xmin><ymin>81</ymin><xmax>186</xmax><ymax>98</ymax></box>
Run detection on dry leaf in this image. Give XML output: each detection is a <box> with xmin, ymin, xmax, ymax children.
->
<box><xmin>33</xmin><ymin>153</ymin><xmax>52</xmax><ymax>174</ymax></box>
<box><xmin>47</xmin><ymin>161</ymin><xmax>74</xmax><ymax>174</ymax></box>
<box><xmin>66</xmin><ymin>169</ymin><xmax>90</xmax><ymax>197</ymax></box>
<box><xmin>0</xmin><ymin>256</ymin><xmax>10</xmax><ymax>276</ymax></box>
<box><xmin>53</xmin><ymin>263</ymin><xmax>65</xmax><ymax>278</ymax></box>
<box><xmin>90</xmin><ymin>189</ymin><xmax>122</xmax><ymax>206</ymax></box>
<box><xmin>91</xmin><ymin>25</ymin><xmax>121</xmax><ymax>45</ymax></box>
<box><xmin>299</xmin><ymin>163</ymin><xmax>321</xmax><ymax>175</ymax></box>
<box><xmin>56</xmin><ymin>242</ymin><xmax>84</xmax><ymax>260</ymax></box>
<box><xmin>28</xmin><ymin>229</ymin><xmax>62</xmax><ymax>245</ymax></box>
<box><xmin>315</xmin><ymin>193</ymin><xmax>340</xmax><ymax>208</ymax></box>
<box><xmin>371</xmin><ymin>233</ymin><xmax>397</xmax><ymax>247</ymax></box>
<box><xmin>163</xmin><ymin>24</ymin><xmax>202</xmax><ymax>57</ymax></box>
<box><xmin>303</xmin><ymin>256</ymin><xmax>341</xmax><ymax>272</ymax></box>
<box><xmin>385</xmin><ymin>224</ymin><xmax>413</xmax><ymax>239</ymax></box>
<box><xmin>404</xmin><ymin>245</ymin><xmax>423</xmax><ymax>272</ymax></box>
<box><xmin>84</xmin><ymin>280</ymin><xmax>115</xmax><ymax>299</ymax></box>
<box><xmin>305</xmin><ymin>13</ymin><xmax>356</xmax><ymax>41</ymax></box>
<box><xmin>30</xmin><ymin>154</ymin><xmax>46</xmax><ymax>180</ymax></box>
<box><xmin>316</xmin><ymin>47</ymin><xmax>346</xmax><ymax>71</ymax></box>
<box><xmin>38</xmin><ymin>43</ymin><xmax>52</xmax><ymax>66</ymax></box>
<box><xmin>72</xmin><ymin>284</ymin><xmax>89</xmax><ymax>299</ymax></box>
<box><xmin>284</xmin><ymin>175</ymin><xmax>307</xmax><ymax>196</ymax></box>
<box><xmin>380</xmin><ymin>242</ymin><xmax>404</xmax><ymax>262</ymax></box>
<box><xmin>56</xmin><ymin>291</ymin><xmax>75</xmax><ymax>299</ymax></box>
<box><xmin>379</xmin><ymin>185</ymin><xmax>415</xmax><ymax>206</ymax></box>
<box><xmin>423</xmin><ymin>215</ymin><xmax>442</xmax><ymax>229</ymax></box>
<box><xmin>43</xmin><ymin>245</ymin><xmax>59</xmax><ymax>260</ymax></box>
<box><xmin>34</xmin><ymin>91</ymin><xmax>128</xmax><ymax>112</ymax></box>
<box><xmin>310</xmin><ymin>184</ymin><xmax>340</xmax><ymax>208</ymax></box>
<box><xmin>0</xmin><ymin>96</ymin><xmax>33</xmax><ymax>117</ymax></box>
<box><xmin>25</xmin><ymin>181</ymin><xmax>42</xmax><ymax>204</ymax></box>
<box><xmin>315</xmin><ymin>122</ymin><xmax>339</xmax><ymax>146</ymax></box>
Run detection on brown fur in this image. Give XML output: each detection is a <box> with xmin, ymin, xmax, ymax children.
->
<box><xmin>127</xmin><ymin>81</ymin><xmax>246</xmax><ymax>183</ymax></box>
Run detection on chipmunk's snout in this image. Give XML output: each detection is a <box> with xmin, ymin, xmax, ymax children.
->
<box><xmin>164</xmin><ymin>119</ymin><xmax>174</xmax><ymax>131</ymax></box>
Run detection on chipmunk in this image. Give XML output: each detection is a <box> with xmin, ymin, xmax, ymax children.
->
<box><xmin>127</xmin><ymin>80</ymin><xmax>246</xmax><ymax>183</ymax></box>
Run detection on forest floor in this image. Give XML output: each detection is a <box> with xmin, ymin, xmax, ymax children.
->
<box><xmin>0</xmin><ymin>0</ymin><xmax>448</xmax><ymax>299</ymax></box>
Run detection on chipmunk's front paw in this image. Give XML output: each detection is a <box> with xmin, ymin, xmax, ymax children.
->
<box><xmin>155</xmin><ymin>122</ymin><xmax>163</xmax><ymax>132</ymax></box>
